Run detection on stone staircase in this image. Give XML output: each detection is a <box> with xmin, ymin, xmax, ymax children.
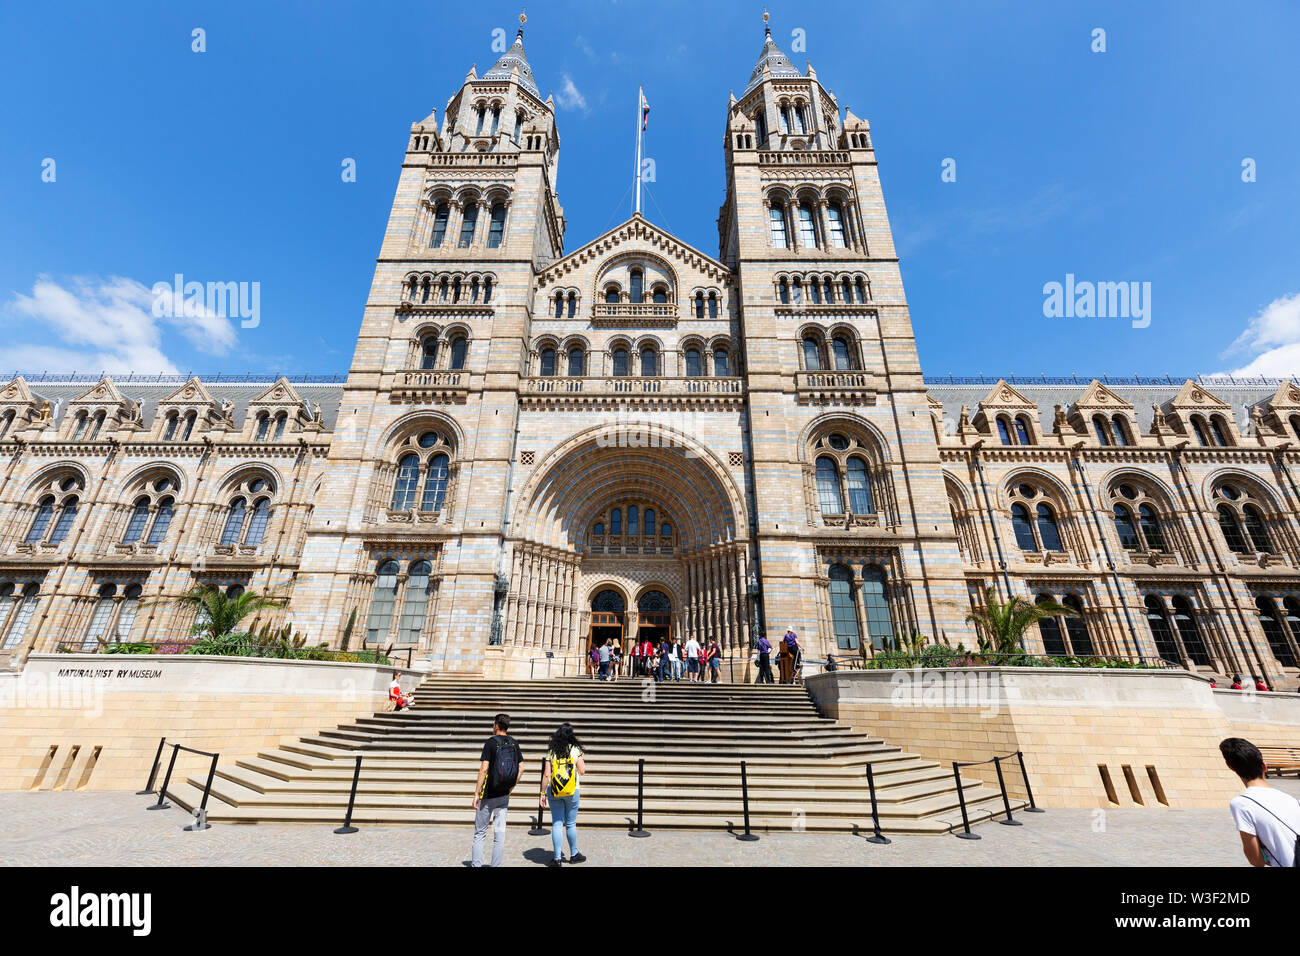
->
<box><xmin>166</xmin><ymin>677</ymin><xmax>1024</xmax><ymax>834</ymax></box>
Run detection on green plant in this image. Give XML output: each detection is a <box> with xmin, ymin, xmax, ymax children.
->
<box><xmin>964</xmin><ymin>585</ymin><xmax>1076</xmax><ymax>655</ymax></box>
<box><xmin>340</xmin><ymin>607</ymin><xmax>358</xmax><ymax>651</ymax></box>
<box><xmin>157</xmin><ymin>585</ymin><xmax>286</xmax><ymax>644</ymax></box>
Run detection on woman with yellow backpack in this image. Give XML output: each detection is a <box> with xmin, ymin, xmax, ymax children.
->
<box><xmin>539</xmin><ymin>722</ymin><xmax>587</xmax><ymax>866</ymax></box>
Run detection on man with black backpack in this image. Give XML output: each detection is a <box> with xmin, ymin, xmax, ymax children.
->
<box><xmin>472</xmin><ymin>713</ymin><xmax>523</xmax><ymax>867</ymax></box>
<box><xmin>1220</xmin><ymin>737</ymin><xmax>1300</xmax><ymax>867</ymax></box>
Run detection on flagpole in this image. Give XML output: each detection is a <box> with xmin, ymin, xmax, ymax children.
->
<box><xmin>634</xmin><ymin>85</ymin><xmax>643</xmax><ymax>216</ymax></box>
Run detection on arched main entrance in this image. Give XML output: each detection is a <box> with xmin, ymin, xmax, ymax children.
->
<box><xmin>589</xmin><ymin>588</ymin><xmax>625</xmax><ymax>655</ymax></box>
<box><xmin>637</xmin><ymin>589</ymin><xmax>672</xmax><ymax>645</ymax></box>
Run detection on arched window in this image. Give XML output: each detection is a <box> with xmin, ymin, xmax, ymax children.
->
<box><xmin>420</xmin><ymin>336</ymin><xmax>438</xmax><ymax>370</ymax></box>
<box><xmin>1036</xmin><ymin>503</ymin><xmax>1064</xmax><ymax>552</ymax></box>
<box><xmin>827</xmin><ymin>201</ymin><xmax>846</xmax><ymax>247</ymax></box>
<box><xmin>539</xmin><ymin>346</ymin><xmax>557</xmax><ymax>377</ymax></box>
<box><xmin>391</xmin><ymin>453</ymin><xmax>421</xmax><ymax>510</ymax></box>
<box><xmin>449</xmin><ymin>337</ymin><xmax>468</xmax><ymax>370</ymax></box>
<box><xmin>0</xmin><ymin>410</ymin><xmax>14</xmax><ymax>439</ymax></box>
<box><xmin>1190</xmin><ymin>415</ymin><xmax>1210</xmax><ymax>446</ymax></box>
<box><xmin>49</xmin><ymin>499</ymin><xmax>78</xmax><ymax>545</ymax></box>
<box><xmin>846</xmin><ymin>456</ymin><xmax>874</xmax><ymax>514</ymax></box>
<box><xmin>567</xmin><ymin>346</ymin><xmax>585</xmax><ymax>377</ymax></box>
<box><xmin>420</xmin><ymin>453</ymin><xmax>449</xmax><ymax>512</ymax></box>
<box><xmin>181</xmin><ymin>411</ymin><xmax>197</xmax><ymax>441</ymax></box>
<box><xmin>1010</xmin><ymin>503</ymin><xmax>1037</xmax><ymax>551</ymax></box>
<box><xmin>640</xmin><ymin>348</ymin><xmax>657</xmax><ymax>377</ymax></box>
<box><xmin>816</xmin><ymin>456</ymin><xmax>844</xmax><ymax>515</ymax></box>
<box><xmin>628</xmin><ymin>505</ymin><xmax>639</xmax><ymax>535</ymax></box>
<box><xmin>809</xmin><ymin>280</ymin><xmax>821</xmax><ymax>304</ymax></box>
<box><xmin>1036</xmin><ymin>595</ymin><xmax>1068</xmax><ymax>656</ymax></box>
<box><xmin>860</xmin><ymin>566</ymin><xmax>893</xmax><ymax>651</ymax></box>
<box><xmin>254</xmin><ymin>413</ymin><xmax>270</xmax><ymax>442</ymax></box>
<box><xmin>778</xmin><ymin>278</ymin><xmax>790</xmax><ymax>303</ymax></box>
<box><xmin>828</xmin><ymin>564</ymin><xmax>861</xmax><ymax>650</ymax></box>
<box><xmin>1171</xmin><ymin>596</ymin><xmax>1210</xmax><ymax>665</ymax></box>
<box><xmin>832</xmin><ymin>337</ymin><xmax>853</xmax><ymax>371</ymax></box>
<box><xmin>163</xmin><ymin>413</ymin><xmax>178</xmax><ymax>441</ymax></box>
<box><xmin>397</xmin><ymin>560</ymin><xmax>433</xmax><ymax>645</ymax></box>
<box><xmin>629</xmin><ymin>270</ymin><xmax>644</xmax><ymax>304</ymax></box>
<box><xmin>145</xmin><ymin>497</ymin><xmax>174</xmax><ymax>546</ymax></box>
<box><xmin>220</xmin><ymin>498</ymin><xmax>247</xmax><ymax>545</ymax></box>
<box><xmin>854</xmin><ymin>278</ymin><xmax>867</xmax><ymax>303</ymax></box>
<box><xmin>1209</xmin><ymin>415</ymin><xmax>1231</xmax><ymax>447</ymax></box>
<box><xmin>997</xmin><ymin>417</ymin><xmax>1013</xmax><ymax>446</ymax></box>
<box><xmin>88</xmin><ymin>411</ymin><xmax>105</xmax><ymax>440</ymax></box>
<box><xmin>1092</xmin><ymin>414</ymin><xmax>1111</xmax><ymax>446</ymax></box>
<box><xmin>1243</xmin><ymin>505</ymin><xmax>1272</xmax><ymax>553</ymax></box>
<box><xmin>802</xmin><ymin>335</ymin><xmax>823</xmax><ymax>370</ymax></box>
<box><xmin>430</xmin><ymin>202</ymin><xmax>450</xmax><ymax>247</ymax></box>
<box><xmin>272</xmin><ymin>412</ymin><xmax>287</xmax><ymax>441</ymax></box>
<box><xmin>1144</xmin><ymin>595</ymin><xmax>1182</xmax><ymax>664</ymax></box>
<box><xmin>1138</xmin><ymin>504</ymin><xmax>1168</xmax><ymax>552</ymax></box>
<box><xmin>713</xmin><ymin>347</ymin><xmax>730</xmax><ymax>377</ymax></box>
<box><xmin>612</xmin><ymin>348</ymin><xmax>629</xmax><ymax>377</ymax></box>
<box><xmin>458</xmin><ymin>202</ymin><xmax>479</xmax><ymax>247</ymax></box>
<box><xmin>566</xmin><ymin>292</ymin><xmax>576</xmax><ymax>318</ymax></box>
<box><xmin>708</xmin><ymin>293</ymin><xmax>718</xmax><ymax>318</ymax></box>
<box><xmin>644</xmin><ymin>509</ymin><xmax>655</xmax><ymax>536</ymax></box>
<box><xmin>123</xmin><ymin>499</ymin><xmax>151</xmax><ymax>545</ymax></box>
<box><xmin>1063</xmin><ymin>595</ymin><xmax>1094</xmax><ymax>655</ymax></box>
<box><xmin>797</xmin><ymin>202</ymin><xmax>817</xmax><ymax>248</ymax></box>
<box><xmin>610</xmin><ymin>508</ymin><xmax>622</xmax><ymax>535</ymax></box>
<box><xmin>25</xmin><ymin>497</ymin><xmax>54</xmax><ymax>543</ymax></box>
<box><xmin>116</xmin><ymin>583</ymin><xmax>142</xmax><ymax>640</ymax></box>
<box><xmin>486</xmin><ymin>203</ymin><xmax>506</xmax><ymax>248</ymax></box>
<box><xmin>684</xmin><ymin>348</ymin><xmax>702</xmax><ymax>377</ymax></box>
<box><xmin>651</xmin><ymin>286</ymin><xmax>668</xmax><ymax>304</ymax></box>
<box><xmin>244</xmin><ymin>497</ymin><xmax>271</xmax><ymax>547</ymax></box>
<box><xmin>1015</xmin><ymin>416</ymin><xmax>1032</xmax><ymax>445</ymax></box>
<box><xmin>605</xmin><ymin>286</ymin><xmax>620</xmax><ymax>304</ymax></box>
<box><xmin>1256</xmin><ymin>596</ymin><xmax>1299</xmax><ymax>668</ymax></box>
<box><xmin>695</xmin><ymin>293</ymin><xmax>705</xmax><ymax>318</ymax></box>
<box><xmin>554</xmin><ymin>294</ymin><xmax>564</xmax><ymax>319</ymax></box>
<box><xmin>365</xmin><ymin>560</ymin><xmax>400</xmax><ymax>644</ymax></box>
<box><xmin>1113</xmin><ymin>504</ymin><xmax>1140</xmax><ymax>550</ymax></box>
<box><xmin>0</xmin><ymin>583</ymin><xmax>40</xmax><ymax>650</ymax></box>
<box><xmin>82</xmin><ymin>584</ymin><xmax>117</xmax><ymax>650</ymax></box>
<box><xmin>1217</xmin><ymin>505</ymin><xmax>1248</xmax><ymax>554</ymax></box>
<box><xmin>1111</xmin><ymin>416</ymin><xmax>1130</xmax><ymax>446</ymax></box>
<box><xmin>1291</xmin><ymin>415</ymin><xmax>1300</xmax><ymax>442</ymax></box>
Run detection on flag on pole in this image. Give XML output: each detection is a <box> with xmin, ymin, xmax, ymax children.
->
<box><xmin>640</xmin><ymin>89</ymin><xmax>650</xmax><ymax>131</ymax></box>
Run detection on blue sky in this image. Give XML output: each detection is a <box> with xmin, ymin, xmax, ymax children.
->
<box><xmin>1</xmin><ymin>0</ymin><xmax>1298</xmax><ymax>380</ymax></box>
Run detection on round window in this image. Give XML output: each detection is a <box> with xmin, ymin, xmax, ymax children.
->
<box><xmin>1118</xmin><ymin>484</ymin><xmax>1137</xmax><ymax>499</ymax></box>
<box><xmin>1219</xmin><ymin>484</ymin><xmax>1240</xmax><ymax>500</ymax></box>
<box><xmin>417</xmin><ymin>432</ymin><xmax>438</xmax><ymax>448</ymax></box>
<box><xmin>828</xmin><ymin>434</ymin><xmax>849</xmax><ymax>450</ymax></box>
<box><xmin>249</xmin><ymin>478</ymin><xmax>267</xmax><ymax>493</ymax></box>
<box><xmin>1018</xmin><ymin>484</ymin><xmax>1036</xmax><ymax>499</ymax></box>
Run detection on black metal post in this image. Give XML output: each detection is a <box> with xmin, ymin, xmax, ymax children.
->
<box><xmin>993</xmin><ymin>755</ymin><xmax>1021</xmax><ymax>826</ymax></box>
<box><xmin>952</xmin><ymin>762</ymin><xmax>980</xmax><ymax>839</ymax></box>
<box><xmin>184</xmin><ymin>753</ymin><xmax>218</xmax><ymax>831</ymax></box>
<box><xmin>1015</xmin><ymin>750</ymin><xmax>1045</xmax><ymax>812</ymax></box>
<box><xmin>136</xmin><ymin>736</ymin><xmax>166</xmax><ymax>795</ymax></box>
<box><xmin>148</xmin><ymin>744</ymin><xmax>180</xmax><ymax>811</ymax></box>
<box><xmin>529</xmin><ymin>757</ymin><xmax>549</xmax><ymax>835</ymax></box>
<box><xmin>629</xmin><ymin>757</ymin><xmax>650</xmax><ymax>838</ymax></box>
<box><xmin>736</xmin><ymin>760</ymin><xmax>759</xmax><ymax>841</ymax></box>
<box><xmin>863</xmin><ymin>761</ymin><xmax>890</xmax><ymax>845</ymax></box>
<box><xmin>334</xmin><ymin>754</ymin><xmax>363</xmax><ymax>834</ymax></box>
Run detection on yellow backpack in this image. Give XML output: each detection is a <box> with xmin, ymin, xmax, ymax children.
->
<box><xmin>548</xmin><ymin>750</ymin><xmax>577</xmax><ymax>798</ymax></box>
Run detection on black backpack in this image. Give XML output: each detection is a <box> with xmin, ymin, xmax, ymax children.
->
<box><xmin>489</xmin><ymin>736</ymin><xmax>522</xmax><ymax>794</ymax></box>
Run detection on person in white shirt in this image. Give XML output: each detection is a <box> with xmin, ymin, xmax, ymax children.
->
<box><xmin>683</xmin><ymin>637</ymin><xmax>701</xmax><ymax>682</ymax></box>
<box><xmin>667</xmin><ymin>641</ymin><xmax>681</xmax><ymax>681</ymax></box>
<box><xmin>1220</xmin><ymin>737</ymin><xmax>1300</xmax><ymax>867</ymax></box>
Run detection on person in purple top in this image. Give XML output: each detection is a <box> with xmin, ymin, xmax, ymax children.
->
<box><xmin>755</xmin><ymin>634</ymin><xmax>775</xmax><ymax>684</ymax></box>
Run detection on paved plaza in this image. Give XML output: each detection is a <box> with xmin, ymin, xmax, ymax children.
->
<box><xmin>5</xmin><ymin>781</ymin><xmax>1298</xmax><ymax>866</ymax></box>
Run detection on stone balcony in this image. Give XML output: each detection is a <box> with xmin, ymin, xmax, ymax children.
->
<box><xmin>793</xmin><ymin>370</ymin><xmax>879</xmax><ymax>406</ymax></box>
<box><xmin>389</xmin><ymin>369</ymin><xmax>471</xmax><ymax>404</ymax></box>
<box><xmin>757</xmin><ymin>149</ymin><xmax>851</xmax><ymax>166</ymax></box>
<box><xmin>585</xmin><ymin>534</ymin><xmax>677</xmax><ymax>557</ymax></box>
<box><xmin>520</xmin><ymin>375</ymin><xmax>745</xmax><ymax>407</ymax></box>
<box><xmin>590</xmin><ymin>302</ymin><xmax>679</xmax><ymax>327</ymax></box>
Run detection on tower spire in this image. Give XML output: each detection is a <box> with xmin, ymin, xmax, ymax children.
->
<box><xmin>484</xmin><ymin>9</ymin><xmax>539</xmax><ymax>97</ymax></box>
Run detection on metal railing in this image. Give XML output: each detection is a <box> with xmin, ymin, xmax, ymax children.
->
<box><xmin>146</xmin><ymin>740</ymin><xmax>220</xmax><ymax>831</ymax></box>
<box><xmin>950</xmin><ymin>750</ymin><xmax>1042</xmax><ymax>839</ymax></box>
<box><xmin>851</xmin><ymin>649</ymin><xmax>1175</xmax><ymax>671</ymax></box>
<box><xmin>924</xmin><ymin>373</ymin><xmax>1300</xmax><ymax>388</ymax></box>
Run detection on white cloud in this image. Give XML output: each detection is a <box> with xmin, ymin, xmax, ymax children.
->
<box><xmin>0</xmin><ymin>275</ymin><xmax>239</xmax><ymax>375</ymax></box>
<box><xmin>1216</xmin><ymin>292</ymin><xmax>1300</xmax><ymax>377</ymax></box>
<box><xmin>556</xmin><ymin>73</ymin><xmax>588</xmax><ymax>112</ymax></box>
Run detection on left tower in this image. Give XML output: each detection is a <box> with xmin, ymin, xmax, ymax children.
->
<box><xmin>288</xmin><ymin>20</ymin><xmax>565</xmax><ymax>671</ymax></box>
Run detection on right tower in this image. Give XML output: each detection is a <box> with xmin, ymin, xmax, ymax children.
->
<box><xmin>721</xmin><ymin>19</ymin><xmax>974</xmax><ymax>653</ymax></box>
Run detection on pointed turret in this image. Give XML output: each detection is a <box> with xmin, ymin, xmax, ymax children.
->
<box><xmin>483</xmin><ymin>26</ymin><xmax>540</xmax><ymax>98</ymax></box>
<box><xmin>743</xmin><ymin>21</ymin><xmax>802</xmax><ymax>95</ymax></box>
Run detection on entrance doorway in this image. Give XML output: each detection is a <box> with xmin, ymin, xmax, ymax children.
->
<box><xmin>588</xmin><ymin>590</ymin><xmax>625</xmax><ymax>670</ymax></box>
<box><xmin>636</xmin><ymin>589</ymin><xmax>672</xmax><ymax>646</ymax></box>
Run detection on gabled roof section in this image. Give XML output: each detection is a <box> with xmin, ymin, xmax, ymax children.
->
<box><xmin>0</xmin><ymin>376</ymin><xmax>37</xmax><ymax>406</ymax></box>
<box><xmin>157</xmin><ymin>376</ymin><xmax>217</xmax><ymax>408</ymax></box>
<box><xmin>1168</xmin><ymin>379</ymin><xmax>1231</xmax><ymax>410</ymax></box>
<box><xmin>976</xmin><ymin>379</ymin><xmax>1038</xmax><ymax>412</ymax></box>
<box><xmin>68</xmin><ymin>376</ymin><xmax>128</xmax><ymax>407</ymax></box>
<box><xmin>247</xmin><ymin>377</ymin><xmax>305</xmax><ymax>409</ymax></box>
<box><xmin>1073</xmin><ymin>379</ymin><xmax>1135</xmax><ymax>412</ymax></box>
<box><xmin>1267</xmin><ymin>381</ymin><xmax>1300</xmax><ymax>411</ymax></box>
<box><xmin>483</xmin><ymin>27</ymin><xmax>540</xmax><ymax>98</ymax></box>
<box><xmin>536</xmin><ymin>213</ymin><xmax>732</xmax><ymax>287</ymax></box>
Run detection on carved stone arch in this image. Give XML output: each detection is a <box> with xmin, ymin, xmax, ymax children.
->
<box><xmin>377</xmin><ymin>409</ymin><xmax>465</xmax><ymax>456</ymax></box>
<box><xmin>585</xmin><ymin>580</ymin><xmax>631</xmax><ymax>610</ymax></box>
<box><xmin>213</xmin><ymin>462</ymin><xmax>284</xmax><ymax>497</ymax></box>
<box><xmin>634</xmin><ymin>334</ymin><xmax>665</xmax><ymax>352</ymax></box>
<box><xmin>115</xmin><ymin>461</ymin><xmax>186</xmax><ymax>498</ymax></box>
<box><xmin>1099</xmin><ymin>467</ymin><xmax>1181</xmax><ymax>510</ymax></box>
<box><xmin>999</xmin><ymin>467</ymin><xmax>1074</xmax><ymax>509</ymax></box>
<box><xmin>593</xmin><ymin>250</ymin><xmax>681</xmax><ymax>303</ymax></box>
<box><xmin>1201</xmin><ymin>466</ymin><xmax>1285</xmax><ymax>513</ymax></box>
<box><xmin>511</xmin><ymin>421</ymin><xmax>748</xmax><ymax>547</ymax></box>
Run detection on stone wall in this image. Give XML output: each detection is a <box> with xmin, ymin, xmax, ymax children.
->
<box><xmin>805</xmin><ymin>667</ymin><xmax>1295</xmax><ymax>808</ymax></box>
<box><xmin>0</xmin><ymin>654</ymin><xmax>421</xmax><ymax>792</ymax></box>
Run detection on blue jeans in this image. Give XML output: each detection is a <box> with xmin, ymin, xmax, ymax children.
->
<box><xmin>548</xmin><ymin>792</ymin><xmax>580</xmax><ymax>860</ymax></box>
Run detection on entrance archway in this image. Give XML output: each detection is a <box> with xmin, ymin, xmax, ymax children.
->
<box><xmin>637</xmin><ymin>589</ymin><xmax>672</xmax><ymax>645</ymax></box>
<box><xmin>589</xmin><ymin>589</ymin><xmax>625</xmax><ymax>660</ymax></box>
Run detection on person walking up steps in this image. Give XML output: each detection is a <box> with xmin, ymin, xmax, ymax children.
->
<box><xmin>471</xmin><ymin>713</ymin><xmax>523</xmax><ymax>867</ymax></box>
<box><xmin>756</xmin><ymin>633</ymin><xmax>775</xmax><ymax>684</ymax></box>
<box><xmin>708</xmin><ymin>639</ymin><xmax>722</xmax><ymax>683</ymax></box>
<box><xmin>539</xmin><ymin>722</ymin><xmax>588</xmax><ymax>867</ymax></box>
<box><xmin>684</xmin><ymin>634</ymin><xmax>701</xmax><ymax>683</ymax></box>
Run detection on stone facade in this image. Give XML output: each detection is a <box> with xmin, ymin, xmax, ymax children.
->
<box><xmin>1</xmin><ymin>23</ymin><xmax>1299</xmax><ymax>687</ymax></box>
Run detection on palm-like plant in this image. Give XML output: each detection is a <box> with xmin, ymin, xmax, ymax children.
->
<box><xmin>166</xmin><ymin>585</ymin><xmax>286</xmax><ymax>643</ymax></box>
<box><xmin>965</xmin><ymin>585</ymin><xmax>1075</xmax><ymax>656</ymax></box>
